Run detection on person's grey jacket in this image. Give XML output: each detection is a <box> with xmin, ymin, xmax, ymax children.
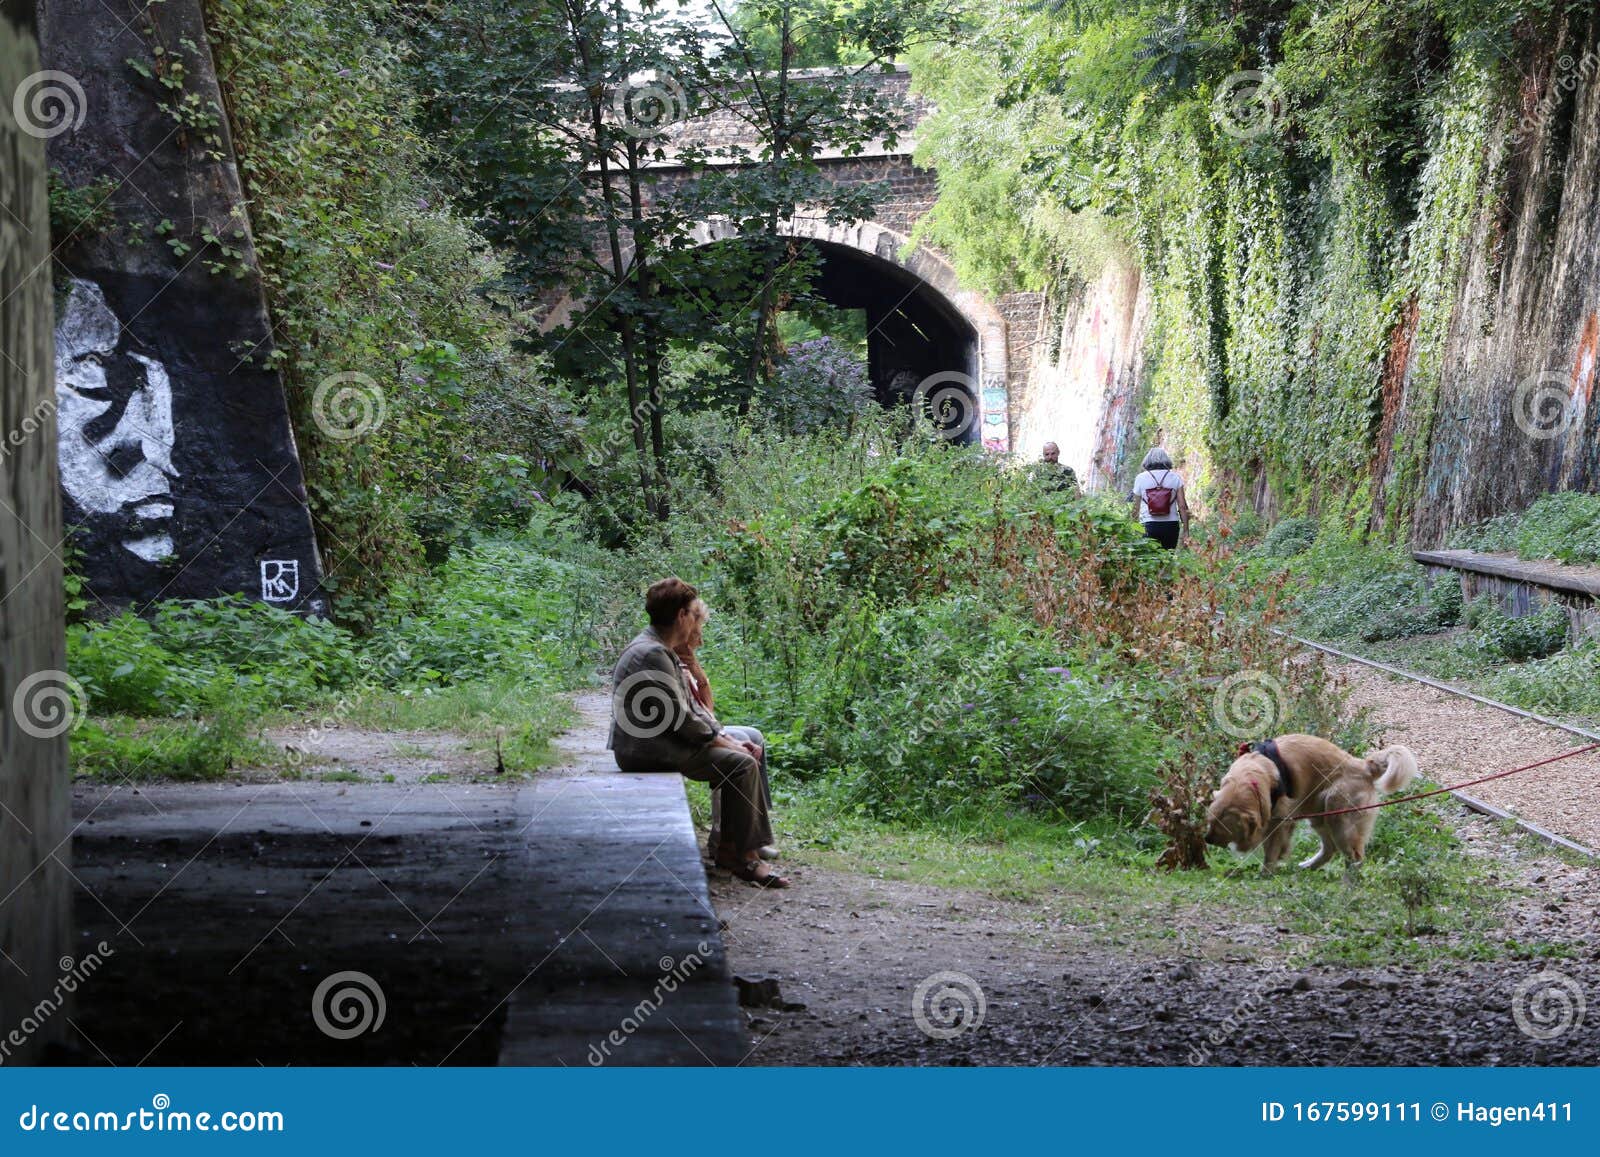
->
<box><xmin>608</xmin><ymin>627</ymin><xmax>724</xmax><ymax>771</ymax></box>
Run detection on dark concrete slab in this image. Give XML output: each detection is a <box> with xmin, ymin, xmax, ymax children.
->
<box><xmin>64</xmin><ymin>695</ymin><xmax>744</xmax><ymax>1066</ymax></box>
<box><xmin>1414</xmin><ymin>548</ymin><xmax>1600</xmax><ymax>599</ymax></box>
<box><xmin>497</xmin><ymin>763</ymin><xmax>745</xmax><ymax>1066</ymax></box>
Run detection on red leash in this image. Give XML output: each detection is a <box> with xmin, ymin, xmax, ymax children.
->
<box><xmin>1294</xmin><ymin>743</ymin><xmax>1600</xmax><ymax>820</ymax></box>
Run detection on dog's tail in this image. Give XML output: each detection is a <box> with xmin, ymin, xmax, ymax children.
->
<box><xmin>1366</xmin><ymin>745</ymin><xmax>1418</xmax><ymax>794</ymax></box>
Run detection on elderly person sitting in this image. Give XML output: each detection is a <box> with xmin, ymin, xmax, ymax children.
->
<box><xmin>672</xmin><ymin>596</ymin><xmax>778</xmax><ymax>865</ymax></box>
<box><xmin>609</xmin><ymin>577</ymin><xmax>790</xmax><ymax>888</ymax></box>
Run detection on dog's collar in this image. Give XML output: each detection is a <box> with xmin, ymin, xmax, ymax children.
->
<box><xmin>1252</xmin><ymin>739</ymin><xmax>1293</xmax><ymax>804</ymax></box>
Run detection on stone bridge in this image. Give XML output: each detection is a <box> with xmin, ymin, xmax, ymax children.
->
<box><xmin>547</xmin><ymin>66</ymin><xmax>1053</xmax><ymax>454</ymax></box>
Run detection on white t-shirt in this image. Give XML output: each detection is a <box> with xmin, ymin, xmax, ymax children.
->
<box><xmin>1131</xmin><ymin>469</ymin><xmax>1183</xmax><ymax>522</ymax></box>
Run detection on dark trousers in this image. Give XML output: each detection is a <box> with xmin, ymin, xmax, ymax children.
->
<box><xmin>1143</xmin><ymin>520</ymin><xmax>1181</xmax><ymax>550</ymax></box>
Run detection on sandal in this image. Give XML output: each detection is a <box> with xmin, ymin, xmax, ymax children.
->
<box><xmin>731</xmin><ymin>861</ymin><xmax>791</xmax><ymax>888</ymax></box>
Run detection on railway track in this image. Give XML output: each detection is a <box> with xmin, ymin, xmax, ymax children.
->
<box><xmin>1280</xmin><ymin>630</ymin><xmax>1600</xmax><ymax>859</ymax></box>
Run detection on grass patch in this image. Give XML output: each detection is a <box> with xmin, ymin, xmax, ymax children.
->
<box><xmin>738</xmin><ymin>782</ymin><xmax>1547</xmax><ymax>967</ymax></box>
<box><xmin>337</xmin><ymin>679</ymin><xmax>577</xmax><ymax>773</ymax></box>
<box><xmin>71</xmin><ymin>710</ymin><xmax>274</xmax><ymax>781</ymax></box>
<box><xmin>317</xmin><ymin>770</ymin><xmax>369</xmax><ymax>784</ymax></box>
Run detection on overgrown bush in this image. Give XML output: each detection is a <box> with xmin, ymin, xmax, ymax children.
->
<box><xmin>794</xmin><ymin>596</ymin><xmax>1161</xmax><ymax>824</ymax></box>
<box><xmin>1296</xmin><ymin>570</ymin><xmax>1462</xmax><ymax>642</ymax></box>
<box><xmin>1259</xmin><ymin>516</ymin><xmax>1318</xmax><ymax>559</ymax></box>
<box><xmin>1485</xmin><ymin>640</ymin><xmax>1600</xmax><ymax>719</ymax></box>
<box><xmin>764</xmin><ymin>337</ymin><xmax>875</xmax><ymax>436</ymax></box>
<box><xmin>1470</xmin><ymin>601</ymin><xmax>1569</xmax><ymax>663</ymax></box>
<box><xmin>1451</xmin><ymin>491</ymin><xmax>1600</xmax><ymax>566</ymax></box>
<box><xmin>613</xmin><ymin>419</ymin><xmax>1366</xmax><ymax>868</ymax></box>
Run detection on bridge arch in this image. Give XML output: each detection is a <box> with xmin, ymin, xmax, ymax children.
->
<box><xmin>687</xmin><ymin>213</ymin><xmax>1010</xmax><ymax>451</ymax></box>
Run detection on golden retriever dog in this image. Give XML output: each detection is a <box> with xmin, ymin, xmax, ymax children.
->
<box><xmin>1204</xmin><ymin>734</ymin><xmax>1418</xmax><ymax>871</ymax></box>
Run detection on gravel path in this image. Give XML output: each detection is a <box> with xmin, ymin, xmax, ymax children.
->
<box><xmin>1341</xmin><ymin>664</ymin><xmax>1600</xmax><ymax>852</ymax></box>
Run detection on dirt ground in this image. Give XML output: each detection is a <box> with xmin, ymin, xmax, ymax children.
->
<box><xmin>708</xmin><ymin>660</ymin><xmax>1600</xmax><ymax>1065</ymax></box>
<box><xmin>709</xmin><ymin>829</ymin><xmax>1600</xmax><ymax>1065</ymax></box>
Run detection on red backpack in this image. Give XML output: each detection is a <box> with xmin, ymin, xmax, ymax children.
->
<box><xmin>1144</xmin><ymin>470</ymin><xmax>1175</xmax><ymax>517</ymax></box>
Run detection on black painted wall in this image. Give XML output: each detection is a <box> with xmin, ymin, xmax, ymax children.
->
<box><xmin>37</xmin><ymin>0</ymin><xmax>325</xmax><ymax>614</ymax></box>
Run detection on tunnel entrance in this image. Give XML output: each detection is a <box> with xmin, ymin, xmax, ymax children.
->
<box><xmin>685</xmin><ymin>234</ymin><xmax>983</xmax><ymax>443</ymax></box>
<box><xmin>804</xmin><ymin>239</ymin><xmax>978</xmax><ymax>424</ymax></box>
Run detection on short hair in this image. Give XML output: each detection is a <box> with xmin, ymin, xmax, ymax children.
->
<box><xmin>645</xmin><ymin>577</ymin><xmax>699</xmax><ymax>628</ymax></box>
<box><xmin>1141</xmin><ymin>447</ymin><xmax>1173</xmax><ymax>471</ymax></box>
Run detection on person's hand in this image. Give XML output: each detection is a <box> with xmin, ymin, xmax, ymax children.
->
<box><xmin>714</xmin><ymin>734</ymin><xmax>757</xmax><ymax>758</ymax></box>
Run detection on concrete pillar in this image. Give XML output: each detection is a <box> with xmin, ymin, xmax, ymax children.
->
<box><xmin>0</xmin><ymin>0</ymin><xmax>72</xmax><ymax>1065</ymax></box>
<box><xmin>39</xmin><ymin>0</ymin><xmax>325</xmax><ymax>613</ymax></box>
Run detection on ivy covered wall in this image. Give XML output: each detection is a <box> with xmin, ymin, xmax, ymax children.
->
<box><xmin>913</xmin><ymin>1</ymin><xmax>1600</xmax><ymax>544</ymax></box>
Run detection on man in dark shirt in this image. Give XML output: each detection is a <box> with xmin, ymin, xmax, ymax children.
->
<box><xmin>1033</xmin><ymin>441</ymin><xmax>1079</xmax><ymax>494</ymax></box>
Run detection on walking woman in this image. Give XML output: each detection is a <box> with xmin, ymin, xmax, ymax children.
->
<box><xmin>609</xmin><ymin>578</ymin><xmax>790</xmax><ymax>888</ymax></box>
<box><xmin>672</xmin><ymin>598</ymin><xmax>778</xmax><ymax>866</ymax></box>
<box><xmin>1128</xmin><ymin>447</ymin><xmax>1190</xmax><ymax>549</ymax></box>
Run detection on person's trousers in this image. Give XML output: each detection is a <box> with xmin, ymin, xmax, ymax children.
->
<box><xmin>684</xmin><ymin>725</ymin><xmax>773</xmax><ymax>854</ymax></box>
<box><xmin>705</xmin><ymin>726</ymin><xmax>772</xmax><ymax>853</ymax></box>
<box><xmin>1142</xmin><ymin>519</ymin><xmax>1181</xmax><ymax>549</ymax></box>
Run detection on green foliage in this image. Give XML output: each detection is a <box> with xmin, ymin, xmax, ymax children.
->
<box><xmin>806</xmin><ymin>595</ymin><xmax>1161</xmax><ymax>823</ymax></box>
<box><xmin>68</xmin><ymin>599</ymin><xmax>363</xmax><ymax>717</ymax></box>
<box><xmin>1296</xmin><ymin>570</ymin><xmax>1462</xmax><ymax>642</ymax></box>
<box><xmin>66</xmin><ymin>529</ymin><xmax>603</xmax><ymax>778</ymax></box>
<box><xmin>907</xmin><ymin>1</ymin><xmax>1552</xmax><ymax>523</ymax></box>
<box><xmin>150</xmin><ymin>598</ymin><xmax>365</xmax><ymax>702</ymax></box>
<box><xmin>72</xmin><ymin>709</ymin><xmax>268</xmax><ymax>782</ymax></box>
<box><xmin>47</xmin><ymin>173</ymin><xmax>116</xmax><ymax>248</ymax></box>
<box><xmin>1469</xmin><ymin>600</ymin><xmax>1569</xmax><ymax>662</ymax></box>
<box><xmin>366</xmin><ymin>540</ymin><xmax>601</xmax><ymax>687</ymax></box>
<box><xmin>572</xmin><ymin>415</ymin><xmax>1361</xmax><ymax>860</ymax></box>
<box><xmin>1484</xmin><ymin>639</ymin><xmax>1600</xmax><ymax>720</ymax></box>
<box><xmin>1452</xmin><ymin>491</ymin><xmax>1600</xmax><ymax>565</ymax></box>
<box><xmin>205</xmin><ymin>0</ymin><xmax>573</xmax><ymax>619</ymax></box>
<box><xmin>764</xmin><ymin>337</ymin><xmax>875</xmax><ymax>436</ymax></box>
<box><xmin>1259</xmin><ymin>516</ymin><xmax>1317</xmax><ymax>558</ymax></box>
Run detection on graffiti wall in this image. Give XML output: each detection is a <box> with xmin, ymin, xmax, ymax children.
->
<box><xmin>37</xmin><ymin>0</ymin><xmax>324</xmax><ymax>613</ymax></box>
<box><xmin>1007</xmin><ymin>261</ymin><xmax>1149</xmax><ymax>492</ymax></box>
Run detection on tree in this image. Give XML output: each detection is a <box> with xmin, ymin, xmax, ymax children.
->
<box><xmin>695</xmin><ymin>0</ymin><xmax>962</xmax><ymax>401</ymax></box>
